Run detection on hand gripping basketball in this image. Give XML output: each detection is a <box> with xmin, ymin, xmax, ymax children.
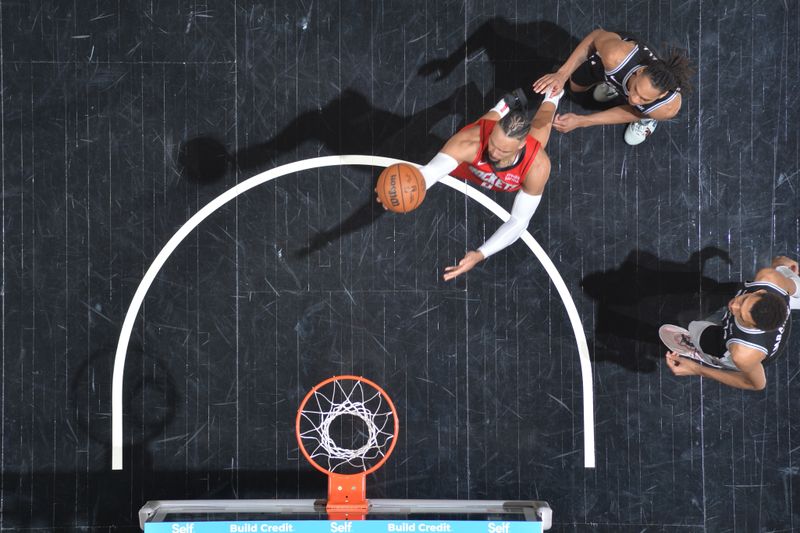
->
<box><xmin>375</xmin><ymin>163</ymin><xmax>426</xmax><ymax>213</ymax></box>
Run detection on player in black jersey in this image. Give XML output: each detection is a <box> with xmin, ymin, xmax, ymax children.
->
<box><xmin>663</xmin><ymin>256</ymin><xmax>799</xmax><ymax>391</ymax></box>
<box><xmin>532</xmin><ymin>29</ymin><xmax>692</xmax><ymax>145</ymax></box>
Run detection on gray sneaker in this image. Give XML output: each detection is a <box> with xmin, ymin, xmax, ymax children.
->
<box><xmin>624</xmin><ymin>118</ymin><xmax>658</xmax><ymax>145</ymax></box>
<box><xmin>592</xmin><ymin>82</ymin><xmax>619</xmax><ymax>102</ymax></box>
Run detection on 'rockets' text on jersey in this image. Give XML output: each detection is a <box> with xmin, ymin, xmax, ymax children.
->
<box><xmin>450</xmin><ymin>119</ymin><xmax>541</xmax><ymax>193</ymax></box>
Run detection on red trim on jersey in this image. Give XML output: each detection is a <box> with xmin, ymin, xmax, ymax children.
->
<box><xmin>450</xmin><ymin>119</ymin><xmax>541</xmax><ymax>192</ymax></box>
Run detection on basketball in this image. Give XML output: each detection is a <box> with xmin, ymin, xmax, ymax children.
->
<box><xmin>376</xmin><ymin>163</ymin><xmax>426</xmax><ymax>213</ymax></box>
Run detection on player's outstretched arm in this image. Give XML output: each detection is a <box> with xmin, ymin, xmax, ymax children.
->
<box><xmin>552</xmin><ymin>95</ymin><xmax>681</xmax><ymax>133</ymax></box>
<box><xmin>442</xmin><ymin>150</ymin><xmax>550</xmax><ymax>282</ymax></box>
<box><xmin>553</xmin><ymin>105</ymin><xmax>645</xmax><ymax>133</ymax></box>
<box><xmin>664</xmin><ymin>343</ymin><xmax>767</xmax><ymax>391</ymax></box>
<box><xmin>416</xmin><ymin>130</ymin><xmax>478</xmax><ymax>191</ymax></box>
<box><xmin>375</xmin><ymin>129</ymin><xmax>475</xmax><ymax>210</ymax></box>
<box><xmin>532</xmin><ymin>28</ymin><xmax>619</xmax><ymax>96</ymax></box>
<box><xmin>530</xmin><ymin>96</ymin><xmax>563</xmax><ymax>148</ymax></box>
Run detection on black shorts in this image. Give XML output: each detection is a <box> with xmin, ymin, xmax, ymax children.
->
<box><xmin>570</xmin><ymin>53</ymin><xmax>606</xmax><ymax>87</ymax></box>
<box><xmin>698</xmin><ymin>325</ymin><xmax>725</xmax><ymax>358</ymax></box>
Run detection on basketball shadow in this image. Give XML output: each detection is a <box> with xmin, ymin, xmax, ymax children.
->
<box><xmin>580</xmin><ymin>247</ymin><xmax>739</xmax><ymax>372</ymax></box>
<box><xmin>418</xmin><ymin>18</ymin><xmax>579</xmax><ymax>98</ymax></box>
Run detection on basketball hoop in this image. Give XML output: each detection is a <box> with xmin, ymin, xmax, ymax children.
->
<box><xmin>296</xmin><ymin>375</ymin><xmax>399</xmax><ymax>520</ymax></box>
<box><xmin>143</xmin><ymin>376</ymin><xmax>553</xmax><ymax>530</ymax></box>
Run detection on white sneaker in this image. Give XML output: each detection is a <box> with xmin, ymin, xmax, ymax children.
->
<box><xmin>624</xmin><ymin>118</ymin><xmax>658</xmax><ymax>145</ymax></box>
<box><xmin>592</xmin><ymin>82</ymin><xmax>619</xmax><ymax>102</ymax></box>
<box><xmin>659</xmin><ymin>325</ymin><xmax>699</xmax><ymax>358</ymax></box>
<box><xmin>658</xmin><ymin>324</ymin><xmax>724</xmax><ymax>368</ymax></box>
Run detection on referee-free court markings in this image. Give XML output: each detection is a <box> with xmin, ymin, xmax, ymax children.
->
<box><xmin>110</xmin><ymin>155</ymin><xmax>595</xmax><ymax>470</ymax></box>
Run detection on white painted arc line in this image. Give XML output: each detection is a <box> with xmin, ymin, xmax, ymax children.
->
<box><xmin>439</xmin><ymin>175</ymin><xmax>595</xmax><ymax>468</ymax></box>
<box><xmin>111</xmin><ymin>155</ymin><xmax>364</xmax><ymax>470</ymax></box>
<box><xmin>111</xmin><ymin>155</ymin><xmax>595</xmax><ymax>470</ymax></box>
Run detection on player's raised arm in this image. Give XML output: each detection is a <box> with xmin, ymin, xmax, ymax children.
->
<box><xmin>664</xmin><ymin>347</ymin><xmax>767</xmax><ymax>391</ymax></box>
<box><xmin>532</xmin><ymin>28</ymin><xmax>615</xmax><ymax>96</ymax></box>
<box><xmin>474</xmin><ymin>151</ymin><xmax>550</xmax><ymax>258</ymax></box>
<box><xmin>442</xmin><ymin>148</ymin><xmax>551</xmax><ymax>282</ymax></box>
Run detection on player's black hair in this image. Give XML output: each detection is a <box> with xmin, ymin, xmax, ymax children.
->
<box><xmin>750</xmin><ymin>292</ymin><xmax>788</xmax><ymax>331</ymax></box>
<box><xmin>645</xmin><ymin>48</ymin><xmax>694</xmax><ymax>94</ymax></box>
<box><xmin>498</xmin><ymin>109</ymin><xmax>532</xmax><ymax>140</ymax></box>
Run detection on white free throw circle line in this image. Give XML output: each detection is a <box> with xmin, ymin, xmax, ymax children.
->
<box><xmin>111</xmin><ymin>155</ymin><xmax>595</xmax><ymax>470</ymax></box>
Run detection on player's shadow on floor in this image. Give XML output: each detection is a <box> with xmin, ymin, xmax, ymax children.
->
<box><xmin>179</xmin><ymin>83</ymin><xmax>485</xmax><ymax>255</ymax></box>
<box><xmin>580</xmin><ymin>247</ymin><xmax>739</xmax><ymax>372</ymax></box>
<box><xmin>418</xmin><ymin>17</ymin><xmax>622</xmax><ymax>112</ymax></box>
<box><xmin>15</xmin><ymin>340</ymin><xmax>327</xmax><ymax>530</ymax></box>
<box><xmin>418</xmin><ymin>18</ymin><xmax>578</xmax><ymax>99</ymax></box>
<box><xmin>1</xmin><ymin>467</ymin><xmax>326</xmax><ymax>530</ymax></box>
<box><xmin>180</xmin><ymin>83</ymin><xmax>484</xmax><ymax>183</ymax></box>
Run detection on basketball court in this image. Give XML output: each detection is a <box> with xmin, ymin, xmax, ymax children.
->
<box><xmin>1</xmin><ymin>2</ymin><xmax>799</xmax><ymax>532</ymax></box>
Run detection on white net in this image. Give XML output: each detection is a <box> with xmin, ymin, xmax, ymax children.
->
<box><xmin>298</xmin><ymin>378</ymin><xmax>396</xmax><ymax>474</ymax></box>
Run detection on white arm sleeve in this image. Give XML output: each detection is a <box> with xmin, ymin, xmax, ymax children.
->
<box><xmin>776</xmin><ymin>266</ymin><xmax>800</xmax><ymax>309</ymax></box>
<box><xmin>477</xmin><ymin>190</ymin><xmax>542</xmax><ymax>259</ymax></box>
<box><xmin>419</xmin><ymin>152</ymin><xmax>459</xmax><ymax>190</ymax></box>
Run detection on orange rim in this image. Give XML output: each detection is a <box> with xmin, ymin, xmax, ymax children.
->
<box><xmin>295</xmin><ymin>375</ymin><xmax>399</xmax><ymax>477</ymax></box>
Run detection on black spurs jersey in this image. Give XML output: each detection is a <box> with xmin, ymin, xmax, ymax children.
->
<box><xmin>597</xmin><ymin>33</ymin><xmax>681</xmax><ymax>115</ymax></box>
<box><xmin>721</xmin><ymin>281</ymin><xmax>791</xmax><ymax>364</ymax></box>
